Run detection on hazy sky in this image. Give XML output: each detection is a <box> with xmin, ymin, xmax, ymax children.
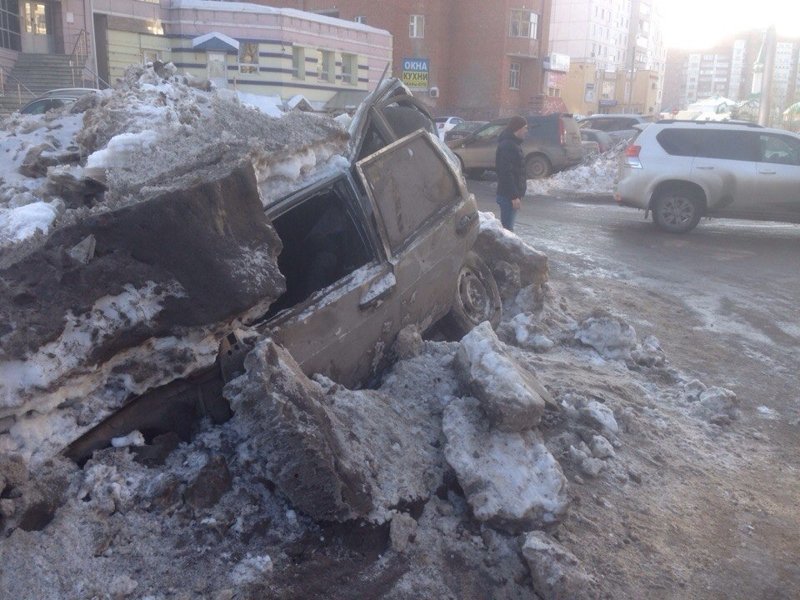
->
<box><xmin>660</xmin><ymin>0</ymin><xmax>800</xmax><ymax>49</ymax></box>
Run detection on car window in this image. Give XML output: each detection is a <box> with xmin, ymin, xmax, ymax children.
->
<box><xmin>473</xmin><ymin>123</ymin><xmax>506</xmax><ymax>141</ymax></box>
<box><xmin>265</xmin><ymin>180</ymin><xmax>374</xmax><ymax>318</ymax></box>
<box><xmin>696</xmin><ymin>130</ymin><xmax>758</xmax><ymax>161</ymax></box>
<box><xmin>758</xmin><ymin>134</ymin><xmax>800</xmax><ymax>166</ymax></box>
<box><xmin>586</xmin><ymin>118</ymin><xmax>614</xmax><ymax>132</ymax></box>
<box><xmin>22</xmin><ymin>98</ymin><xmax>66</xmax><ymax>115</ymax></box>
<box><xmin>358</xmin><ymin>98</ymin><xmax>436</xmax><ymax>161</ymax></box>
<box><xmin>358</xmin><ymin>132</ymin><xmax>460</xmax><ymax>254</ymax></box>
<box><xmin>657</xmin><ymin>129</ymin><xmax>757</xmax><ymax>161</ymax></box>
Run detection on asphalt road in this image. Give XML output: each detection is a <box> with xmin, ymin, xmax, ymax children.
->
<box><xmin>470</xmin><ymin>177</ymin><xmax>800</xmax><ymax>598</ymax></box>
<box><xmin>469</xmin><ymin>176</ymin><xmax>800</xmax><ymax>440</ymax></box>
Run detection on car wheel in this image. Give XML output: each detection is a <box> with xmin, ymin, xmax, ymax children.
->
<box><xmin>525</xmin><ymin>154</ymin><xmax>552</xmax><ymax>179</ymax></box>
<box><xmin>441</xmin><ymin>251</ymin><xmax>502</xmax><ymax>338</ymax></box>
<box><xmin>652</xmin><ymin>189</ymin><xmax>703</xmax><ymax>233</ymax></box>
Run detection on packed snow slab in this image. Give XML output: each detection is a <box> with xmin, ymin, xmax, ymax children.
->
<box><xmin>521</xmin><ymin>531</ymin><xmax>597</xmax><ymax>600</ymax></box>
<box><xmin>0</xmin><ymin>163</ymin><xmax>285</xmax><ymax>466</ymax></box>
<box><xmin>225</xmin><ymin>338</ymin><xmax>445</xmax><ymax>523</ymax></box>
<box><xmin>454</xmin><ymin>322</ymin><xmax>550</xmax><ymax>432</ymax></box>
<box><xmin>0</xmin><ymin>63</ymin><xmax>350</xmax><ymax>252</ymax></box>
<box><xmin>443</xmin><ymin>396</ymin><xmax>568</xmax><ymax>533</ymax></box>
<box><xmin>475</xmin><ymin>212</ymin><xmax>548</xmax><ymax>302</ymax></box>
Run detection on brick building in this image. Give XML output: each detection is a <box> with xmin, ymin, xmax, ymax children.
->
<box><xmin>264</xmin><ymin>0</ymin><xmax>555</xmax><ymax>119</ymax></box>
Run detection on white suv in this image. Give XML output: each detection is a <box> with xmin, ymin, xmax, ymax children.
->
<box><xmin>615</xmin><ymin>120</ymin><xmax>800</xmax><ymax>232</ymax></box>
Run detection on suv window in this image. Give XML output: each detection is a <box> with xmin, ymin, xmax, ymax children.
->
<box><xmin>759</xmin><ymin>133</ymin><xmax>800</xmax><ymax>166</ymax></box>
<box><xmin>656</xmin><ymin>129</ymin><xmax>758</xmax><ymax>161</ymax></box>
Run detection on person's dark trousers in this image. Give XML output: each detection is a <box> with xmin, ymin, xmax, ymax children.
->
<box><xmin>496</xmin><ymin>195</ymin><xmax>517</xmax><ymax>231</ymax></box>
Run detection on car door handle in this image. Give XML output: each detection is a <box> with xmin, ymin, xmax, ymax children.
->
<box><xmin>758</xmin><ymin>170</ymin><xmax>777</xmax><ymax>175</ymax></box>
<box><xmin>359</xmin><ymin>272</ymin><xmax>397</xmax><ymax>311</ymax></box>
<box><xmin>695</xmin><ymin>166</ymin><xmax>715</xmax><ymax>170</ymax></box>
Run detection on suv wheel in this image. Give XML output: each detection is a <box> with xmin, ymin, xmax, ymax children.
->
<box><xmin>441</xmin><ymin>251</ymin><xmax>502</xmax><ymax>337</ymax></box>
<box><xmin>652</xmin><ymin>188</ymin><xmax>703</xmax><ymax>233</ymax></box>
<box><xmin>525</xmin><ymin>154</ymin><xmax>552</xmax><ymax>179</ymax></box>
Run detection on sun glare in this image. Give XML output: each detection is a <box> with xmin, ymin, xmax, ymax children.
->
<box><xmin>660</xmin><ymin>0</ymin><xmax>800</xmax><ymax>49</ymax></box>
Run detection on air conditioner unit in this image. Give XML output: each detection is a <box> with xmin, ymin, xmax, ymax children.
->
<box><xmin>429</xmin><ymin>86</ymin><xmax>440</xmax><ymax>98</ymax></box>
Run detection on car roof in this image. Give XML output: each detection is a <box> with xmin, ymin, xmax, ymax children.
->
<box><xmin>39</xmin><ymin>88</ymin><xmax>98</xmax><ymax>98</ymax></box>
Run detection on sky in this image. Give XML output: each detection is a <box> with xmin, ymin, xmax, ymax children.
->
<box><xmin>660</xmin><ymin>0</ymin><xmax>800</xmax><ymax>49</ymax></box>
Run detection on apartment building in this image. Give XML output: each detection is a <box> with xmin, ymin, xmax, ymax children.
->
<box><xmin>265</xmin><ymin>0</ymin><xmax>556</xmax><ymax>119</ymax></box>
<box><xmin>549</xmin><ymin>0</ymin><xmax>665</xmax><ymax>115</ymax></box>
<box><xmin>0</xmin><ymin>0</ymin><xmax>391</xmax><ymax>112</ymax></box>
<box><xmin>662</xmin><ymin>30</ymin><xmax>800</xmax><ymax>115</ymax></box>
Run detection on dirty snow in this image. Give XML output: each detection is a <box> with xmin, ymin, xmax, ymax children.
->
<box><xmin>0</xmin><ymin>62</ymin><xmax>350</xmax><ymax>252</ymax></box>
<box><xmin>526</xmin><ymin>146</ymin><xmax>623</xmax><ymax>196</ymax></box>
<box><xmin>0</xmin><ymin>65</ymin><xmax>788</xmax><ymax>600</ymax></box>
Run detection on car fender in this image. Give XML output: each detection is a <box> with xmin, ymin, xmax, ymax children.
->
<box><xmin>645</xmin><ymin>177</ymin><xmax>711</xmax><ymax>211</ymax></box>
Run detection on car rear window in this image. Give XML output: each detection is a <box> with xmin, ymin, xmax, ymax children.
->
<box><xmin>656</xmin><ymin>129</ymin><xmax>758</xmax><ymax>161</ymax></box>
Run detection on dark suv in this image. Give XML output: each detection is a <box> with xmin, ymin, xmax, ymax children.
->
<box><xmin>447</xmin><ymin>113</ymin><xmax>583</xmax><ymax>178</ymax></box>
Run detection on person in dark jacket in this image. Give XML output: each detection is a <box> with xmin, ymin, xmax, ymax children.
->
<box><xmin>495</xmin><ymin>115</ymin><xmax>528</xmax><ymax>230</ymax></box>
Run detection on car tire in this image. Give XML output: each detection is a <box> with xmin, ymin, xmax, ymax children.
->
<box><xmin>652</xmin><ymin>188</ymin><xmax>703</xmax><ymax>233</ymax></box>
<box><xmin>440</xmin><ymin>251</ymin><xmax>502</xmax><ymax>338</ymax></box>
<box><xmin>525</xmin><ymin>154</ymin><xmax>552</xmax><ymax>179</ymax></box>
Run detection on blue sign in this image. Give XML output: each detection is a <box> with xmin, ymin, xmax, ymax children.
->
<box><xmin>402</xmin><ymin>57</ymin><xmax>429</xmax><ymax>89</ymax></box>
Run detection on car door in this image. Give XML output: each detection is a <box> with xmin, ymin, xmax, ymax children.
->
<box><xmin>455</xmin><ymin>122</ymin><xmax>507</xmax><ymax>169</ymax></box>
<box><xmin>753</xmin><ymin>132</ymin><xmax>800</xmax><ymax>222</ymax></box>
<box><xmin>265</xmin><ymin>176</ymin><xmax>400</xmax><ymax>388</ymax></box>
<box><xmin>690</xmin><ymin>129</ymin><xmax>758</xmax><ymax>216</ymax></box>
<box><xmin>356</xmin><ymin>130</ymin><xmax>478</xmax><ymax>339</ymax></box>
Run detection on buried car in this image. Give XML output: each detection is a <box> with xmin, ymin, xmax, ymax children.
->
<box><xmin>0</xmin><ymin>76</ymin><xmax>502</xmax><ymax>464</ymax></box>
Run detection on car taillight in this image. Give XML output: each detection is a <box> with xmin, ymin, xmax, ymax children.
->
<box><xmin>624</xmin><ymin>144</ymin><xmax>642</xmax><ymax>168</ymax></box>
<box><xmin>559</xmin><ymin>119</ymin><xmax>566</xmax><ymax>146</ymax></box>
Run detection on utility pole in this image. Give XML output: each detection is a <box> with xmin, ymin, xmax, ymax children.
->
<box><xmin>758</xmin><ymin>26</ymin><xmax>777</xmax><ymax>126</ymax></box>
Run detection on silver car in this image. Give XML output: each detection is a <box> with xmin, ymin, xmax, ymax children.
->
<box><xmin>615</xmin><ymin>120</ymin><xmax>800</xmax><ymax>232</ymax></box>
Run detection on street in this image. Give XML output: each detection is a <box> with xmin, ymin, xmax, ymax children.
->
<box><xmin>470</xmin><ymin>177</ymin><xmax>800</xmax><ymax>598</ymax></box>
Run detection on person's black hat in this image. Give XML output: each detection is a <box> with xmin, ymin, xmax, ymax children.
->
<box><xmin>506</xmin><ymin>115</ymin><xmax>527</xmax><ymax>134</ymax></box>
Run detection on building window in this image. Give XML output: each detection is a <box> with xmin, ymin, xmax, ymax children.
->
<box><xmin>354</xmin><ymin>15</ymin><xmax>366</xmax><ymax>24</ymax></box>
<box><xmin>509</xmin><ymin>9</ymin><xmax>538</xmax><ymax>39</ymax></box>
<box><xmin>239</xmin><ymin>42</ymin><xmax>259</xmax><ymax>74</ymax></box>
<box><xmin>341</xmin><ymin>53</ymin><xmax>358</xmax><ymax>84</ymax></box>
<box><xmin>509</xmin><ymin>62</ymin><xmax>520</xmax><ymax>90</ymax></box>
<box><xmin>319</xmin><ymin>49</ymin><xmax>335</xmax><ymax>82</ymax></box>
<box><xmin>409</xmin><ymin>14</ymin><xmax>424</xmax><ymax>38</ymax></box>
<box><xmin>548</xmin><ymin>87</ymin><xmax>561</xmax><ymax>97</ymax></box>
<box><xmin>0</xmin><ymin>0</ymin><xmax>21</xmax><ymax>51</ymax></box>
<box><xmin>292</xmin><ymin>46</ymin><xmax>305</xmax><ymax>79</ymax></box>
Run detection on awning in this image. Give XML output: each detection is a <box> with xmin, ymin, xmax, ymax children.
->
<box><xmin>191</xmin><ymin>32</ymin><xmax>239</xmax><ymax>53</ymax></box>
<box><xmin>324</xmin><ymin>89</ymin><xmax>369</xmax><ymax>112</ymax></box>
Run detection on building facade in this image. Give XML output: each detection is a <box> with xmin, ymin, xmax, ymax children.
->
<box><xmin>662</xmin><ymin>30</ymin><xmax>800</xmax><ymax>117</ymax></box>
<box><xmin>0</xmin><ymin>0</ymin><xmax>391</xmax><ymax>111</ymax></box>
<box><xmin>549</xmin><ymin>0</ymin><xmax>665</xmax><ymax>115</ymax></box>
<box><xmin>265</xmin><ymin>0</ymin><xmax>556</xmax><ymax>119</ymax></box>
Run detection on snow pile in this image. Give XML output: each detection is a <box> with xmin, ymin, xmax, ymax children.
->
<box><xmin>525</xmin><ymin>146</ymin><xmax>623</xmax><ymax>196</ymax></box>
<box><xmin>445</xmin><ymin>323</ymin><xmax>568</xmax><ymax>532</ymax></box>
<box><xmin>0</xmin><ymin>62</ymin><xmax>350</xmax><ymax>252</ymax></box>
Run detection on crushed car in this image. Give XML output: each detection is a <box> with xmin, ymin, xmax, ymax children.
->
<box><xmin>0</xmin><ymin>67</ymin><xmax>504</xmax><ymax>467</ymax></box>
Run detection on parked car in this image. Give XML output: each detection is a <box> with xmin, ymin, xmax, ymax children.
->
<box><xmin>578</xmin><ymin>114</ymin><xmax>653</xmax><ymax>143</ymax></box>
<box><xmin>580</xmin><ymin>128</ymin><xmax>615</xmax><ymax>154</ymax></box>
<box><xmin>444</xmin><ymin>120</ymin><xmax>488</xmax><ymax>143</ymax></box>
<box><xmin>19</xmin><ymin>88</ymin><xmax>98</xmax><ymax>115</ymax></box>
<box><xmin>66</xmin><ymin>78</ymin><xmax>502</xmax><ymax>460</ymax></box>
<box><xmin>434</xmin><ymin>116</ymin><xmax>464</xmax><ymax>140</ymax></box>
<box><xmin>615</xmin><ymin>119</ymin><xmax>800</xmax><ymax>233</ymax></box>
<box><xmin>447</xmin><ymin>113</ymin><xmax>583</xmax><ymax>178</ymax></box>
